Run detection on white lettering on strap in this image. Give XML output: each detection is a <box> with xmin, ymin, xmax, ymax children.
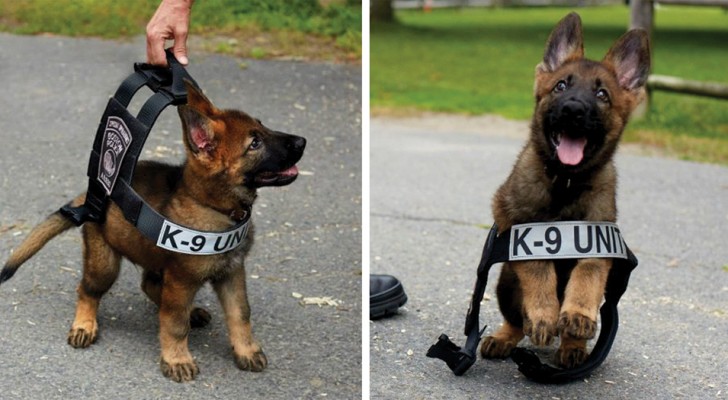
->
<box><xmin>509</xmin><ymin>221</ymin><xmax>629</xmax><ymax>261</ymax></box>
<box><xmin>156</xmin><ymin>219</ymin><xmax>248</xmax><ymax>255</ymax></box>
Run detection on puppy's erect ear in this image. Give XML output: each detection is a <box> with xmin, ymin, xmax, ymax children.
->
<box><xmin>179</xmin><ymin>105</ymin><xmax>215</xmax><ymax>156</ymax></box>
<box><xmin>183</xmin><ymin>79</ymin><xmax>216</xmax><ymax>116</ymax></box>
<box><xmin>538</xmin><ymin>12</ymin><xmax>584</xmax><ymax>73</ymax></box>
<box><xmin>603</xmin><ymin>29</ymin><xmax>651</xmax><ymax>91</ymax></box>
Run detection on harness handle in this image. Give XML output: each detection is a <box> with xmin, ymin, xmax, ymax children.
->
<box><xmin>133</xmin><ymin>50</ymin><xmax>192</xmax><ymax>105</ymax></box>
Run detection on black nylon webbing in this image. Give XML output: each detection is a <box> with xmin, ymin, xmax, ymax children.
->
<box><xmin>137</xmin><ymin>91</ymin><xmax>174</xmax><ymax>128</ymax></box>
<box><xmin>114</xmin><ymin>92</ymin><xmax>173</xmax><ymax>187</ymax></box>
<box><xmin>113</xmin><ymin>71</ymin><xmax>148</xmax><ymax>107</ymax></box>
<box><xmin>110</xmin><ymin>180</ymin><xmax>250</xmax><ymax>245</ymax></box>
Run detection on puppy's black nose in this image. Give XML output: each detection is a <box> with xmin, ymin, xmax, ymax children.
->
<box><xmin>289</xmin><ymin>136</ymin><xmax>306</xmax><ymax>151</ymax></box>
<box><xmin>562</xmin><ymin>101</ymin><xmax>586</xmax><ymax>120</ymax></box>
<box><xmin>561</xmin><ymin>100</ymin><xmax>586</xmax><ymax>121</ymax></box>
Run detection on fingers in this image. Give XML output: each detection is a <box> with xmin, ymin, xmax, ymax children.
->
<box><xmin>146</xmin><ymin>32</ymin><xmax>169</xmax><ymax>66</ymax></box>
<box><xmin>145</xmin><ymin>0</ymin><xmax>192</xmax><ymax>66</ymax></box>
<box><xmin>172</xmin><ymin>29</ymin><xmax>189</xmax><ymax>66</ymax></box>
<box><xmin>146</xmin><ymin>28</ymin><xmax>188</xmax><ymax>66</ymax></box>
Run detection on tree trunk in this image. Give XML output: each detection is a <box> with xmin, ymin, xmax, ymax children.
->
<box><xmin>371</xmin><ymin>0</ymin><xmax>395</xmax><ymax>23</ymax></box>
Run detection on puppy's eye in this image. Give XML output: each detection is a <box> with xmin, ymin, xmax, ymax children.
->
<box><xmin>554</xmin><ymin>80</ymin><xmax>567</xmax><ymax>93</ymax></box>
<box><xmin>596</xmin><ymin>88</ymin><xmax>609</xmax><ymax>102</ymax></box>
<box><xmin>249</xmin><ymin>137</ymin><xmax>262</xmax><ymax>150</ymax></box>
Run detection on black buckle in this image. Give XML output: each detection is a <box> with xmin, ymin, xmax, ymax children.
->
<box><xmin>59</xmin><ymin>182</ymin><xmax>108</xmax><ymax>226</ymax></box>
<box><xmin>426</xmin><ymin>334</ymin><xmax>477</xmax><ymax>376</ymax></box>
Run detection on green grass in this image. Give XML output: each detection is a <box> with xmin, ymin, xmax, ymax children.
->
<box><xmin>0</xmin><ymin>0</ymin><xmax>361</xmax><ymax>62</ymax></box>
<box><xmin>372</xmin><ymin>6</ymin><xmax>728</xmax><ymax>164</ymax></box>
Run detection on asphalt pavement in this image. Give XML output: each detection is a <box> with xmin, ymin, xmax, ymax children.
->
<box><xmin>370</xmin><ymin>116</ymin><xmax>728</xmax><ymax>399</ymax></box>
<box><xmin>0</xmin><ymin>33</ymin><xmax>361</xmax><ymax>399</ymax></box>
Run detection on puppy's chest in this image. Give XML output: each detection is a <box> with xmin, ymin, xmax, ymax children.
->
<box><xmin>515</xmin><ymin>183</ymin><xmax>593</xmax><ymax>222</ymax></box>
<box><xmin>179</xmin><ymin>230</ymin><xmax>254</xmax><ymax>280</ymax></box>
<box><xmin>545</xmin><ymin>182</ymin><xmax>594</xmax><ymax>218</ymax></box>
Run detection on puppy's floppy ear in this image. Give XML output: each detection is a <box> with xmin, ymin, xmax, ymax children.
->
<box><xmin>603</xmin><ymin>29</ymin><xmax>651</xmax><ymax>91</ymax></box>
<box><xmin>179</xmin><ymin>105</ymin><xmax>215</xmax><ymax>156</ymax></box>
<box><xmin>538</xmin><ymin>12</ymin><xmax>584</xmax><ymax>73</ymax></box>
<box><xmin>183</xmin><ymin>79</ymin><xmax>217</xmax><ymax>116</ymax></box>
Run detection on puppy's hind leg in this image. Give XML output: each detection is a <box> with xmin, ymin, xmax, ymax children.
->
<box><xmin>141</xmin><ymin>270</ymin><xmax>210</xmax><ymax>328</ymax></box>
<box><xmin>481</xmin><ymin>263</ymin><xmax>524</xmax><ymax>358</ymax></box>
<box><xmin>556</xmin><ymin>334</ymin><xmax>589</xmax><ymax>368</ymax></box>
<box><xmin>481</xmin><ymin>321</ymin><xmax>525</xmax><ymax>359</ymax></box>
<box><xmin>68</xmin><ymin>223</ymin><xmax>121</xmax><ymax>348</ymax></box>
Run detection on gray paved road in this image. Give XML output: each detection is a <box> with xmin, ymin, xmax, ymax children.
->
<box><xmin>0</xmin><ymin>33</ymin><xmax>361</xmax><ymax>399</ymax></box>
<box><xmin>370</xmin><ymin>117</ymin><xmax>728</xmax><ymax>399</ymax></box>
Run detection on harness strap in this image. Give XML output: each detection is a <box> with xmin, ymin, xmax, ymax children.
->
<box><xmin>60</xmin><ymin>50</ymin><xmax>251</xmax><ymax>256</ymax></box>
<box><xmin>426</xmin><ymin>222</ymin><xmax>638</xmax><ymax>383</ymax></box>
<box><xmin>113</xmin><ymin>71</ymin><xmax>148</xmax><ymax>107</ymax></box>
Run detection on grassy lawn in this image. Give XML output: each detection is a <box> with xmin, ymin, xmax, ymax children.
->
<box><xmin>372</xmin><ymin>6</ymin><xmax>728</xmax><ymax>164</ymax></box>
<box><xmin>0</xmin><ymin>0</ymin><xmax>361</xmax><ymax>62</ymax></box>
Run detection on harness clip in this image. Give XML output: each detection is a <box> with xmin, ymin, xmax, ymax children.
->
<box><xmin>59</xmin><ymin>182</ymin><xmax>108</xmax><ymax>226</ymax></box>
<box><xmin>426</xmin><ymin>334</ymin><xmax>477</xmax><ymax>376</ymax></box>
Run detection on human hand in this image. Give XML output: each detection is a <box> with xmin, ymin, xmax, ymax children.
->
<box><xmin>146</xmin><ymin>0</ymin><xmax>194</xmax><ymax>66</ymax></box>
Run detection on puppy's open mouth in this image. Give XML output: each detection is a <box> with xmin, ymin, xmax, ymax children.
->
<box><xmin>550</xmin><ymin>132</ymin><xmax>587</xmax><ymax>166</ymax></box>
<box><xmin>254</xmin><ymin>165</ymin><xmax>300</xmax><ymax>186</ymax></box>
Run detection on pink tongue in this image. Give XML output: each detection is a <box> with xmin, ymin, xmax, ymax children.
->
<box><xmin>280</xmin><ymin>165</ymin><xmax>299</xmax><ymax>177</ymax></box>
<box><xmin>556</xmin><ymin>136</ymin><xmax>587</xmax><ymax>166</ymax></box>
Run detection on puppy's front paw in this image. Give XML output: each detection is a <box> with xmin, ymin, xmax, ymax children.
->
<box><xmin>235</xmin><ymin>348</ymin><xmax>268</xmax><ymax>372</ymax></box>
<box><xmin>190</xmin><ymin>307</ymin><xmax>212</xmax><ymax>328</ymax></box>
<box><xmin>558</xmin><ymin>311</ymin><xmax>596</xmax><ymax>339</ymax></box>
<box><xmin>556</xmin><ymin>345</ymin><xmax>589</xmax><ymax>368</ymax></box>
<box><xmin>480</xmin><ymin>335</ymin><xmax>515</xmax><ymax>359</ymax></box>
<box><xmin>160</xmin><ymin>358</ymin><xmax>199</xmax><ymax>382</ymax></box>
<box><xmin>523</xmin><ymin>318</ymin><xmax>556</xmax><ymax>347</ymax></box>
<box><xmin>67</xmin><ymin>322</ymin><xmax>98</xmax><ymax>348</ymax></box>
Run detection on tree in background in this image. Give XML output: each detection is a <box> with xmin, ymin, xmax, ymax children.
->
<box><xmin>371</xmin><ymin>0</ymin><xmax>394</xmax><ymax>22</ymax></box>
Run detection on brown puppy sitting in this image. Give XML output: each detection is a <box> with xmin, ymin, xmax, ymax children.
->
<box><xmin>0</xmin><ymin>81</ymin><xmax>306</xmax><ymax>382</ymax></box>
<box><xmin>479</xmin><ymin>13</ymin><xmax>649</xmax><ymax>368</ymax></box>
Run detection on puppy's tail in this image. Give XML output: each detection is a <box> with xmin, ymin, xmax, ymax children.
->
<box><xmin>0</xmin><ymin>211</ymin><xmax>76</xmax><ymax>285</ymax></box>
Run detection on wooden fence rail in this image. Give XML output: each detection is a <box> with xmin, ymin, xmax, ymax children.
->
<box><xmin>648</xmin><ymin>75</ymin><xmax>728</xmax><ymax>100</ymax></box>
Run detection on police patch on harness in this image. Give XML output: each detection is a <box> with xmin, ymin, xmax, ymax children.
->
<box><xmin>156</xmin><ymin>219</ymin><xmax>249</xmax><ymax>255</ymax></box>
<box><xmin>97</xmin><ymin>116</ymin><xmax>132</xmax><ymax>195</ymax></box>
<box><xmin>509</xmin><ymin>221</ymin><xmax>629</xmax><ymax>261</ymax></box>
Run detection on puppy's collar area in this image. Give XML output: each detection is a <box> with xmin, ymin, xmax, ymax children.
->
<box><xmin>211</xmin><ymin>205</ymin><xmax>250</xmax><ymax>223</ymax></box>
<box><xmin>426</xmin><ymin>221</ymin><xmax>638</xmax><ymax>383</ymax></box>
<box><xmin>60</xmin><ymin>50</ymin><xmax>250</xmax><ymax>256</ymax></box>
<box><xmin>544</xmin><ymin>164</ymin><xmax>594</xmax><ymax>195</ymax></box>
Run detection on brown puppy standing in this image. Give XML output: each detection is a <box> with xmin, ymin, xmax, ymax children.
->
<box><xmin>0</xmin><ymin>81</ymin><xmax>306</xmax><ymax>382</ymax></box>
<box><xmin>479</xmin><ymin>13</ymin><xmax>649</xmax><ymax>368</ymax></box>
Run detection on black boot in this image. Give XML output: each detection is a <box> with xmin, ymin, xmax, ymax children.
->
<box><xmin>370</xmin><ymin>274</ymin><xmax>407</xmax><ymax>319</ymax></box>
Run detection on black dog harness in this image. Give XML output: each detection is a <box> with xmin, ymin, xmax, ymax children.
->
<box><xmin>427</xmin><ymin>221</ymin><xmax>638</xmax><ymax>383</ymax></box>
<box><xmin>60</xmin><ymin>51</ymin><xmax>250</xmax><ymax>255</ymax></box>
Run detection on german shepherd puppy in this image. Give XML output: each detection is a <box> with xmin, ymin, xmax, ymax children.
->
<box><xmin>479</xmin><ymin>13</ymin><xmax>649</xmax><ymax>368</ymax></box>
<box><xmin>0</xmin><ymin>81</ymin><xmax>306</xmax><ymax>382</ymax></box>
